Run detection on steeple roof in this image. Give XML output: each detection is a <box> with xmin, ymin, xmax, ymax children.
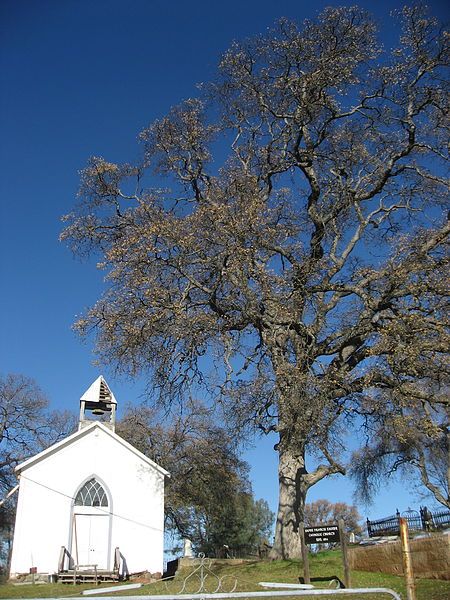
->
<box><xmin>80</xmin><ymin>375</ymin><xmax>117</xmax><ymax>405</ymax></box>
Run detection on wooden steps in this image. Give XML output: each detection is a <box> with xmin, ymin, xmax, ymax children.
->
<box><xmin>58</xmin><ymin>546</ymin><xmax>121</xmax><ymax>584</ymax></box>
<box><xmin>58</xmin><ymin>568</ymin><xmax>120</xmax><ymax>584</ymax></box>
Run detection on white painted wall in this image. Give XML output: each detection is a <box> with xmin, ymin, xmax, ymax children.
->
<box><xmin>9</xmin><ymin>424</ymin><xmax>165</xmax><ymax>577</ymax></box>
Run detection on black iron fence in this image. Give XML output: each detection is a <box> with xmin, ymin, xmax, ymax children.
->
<box><xmin>366</xmin><ymin>506</ymin><xmax>450</xmax><ymax>537</ymax></box>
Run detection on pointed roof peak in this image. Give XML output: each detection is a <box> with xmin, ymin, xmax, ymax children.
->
<box><xmin>80</xmin><ymin>376</ymin><xmax>117</xmax><ymax>405</ymax></box>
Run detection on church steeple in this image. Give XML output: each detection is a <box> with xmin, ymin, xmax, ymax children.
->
<box><xmin>79</xmin><ymin>376</ymin><xmax>117</xmax><ymax>431</ymax></box>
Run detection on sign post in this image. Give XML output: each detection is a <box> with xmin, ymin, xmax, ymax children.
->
<box><xmin>298</xmin><ymin>522</ymin><xmax>311</xmax><ymax>584</ymax></box>
<box><xmin>338</xmin><ymin>519</ymin><xmax>351</xmax><ymax>588</ymax></box>
<box><xmin>302</xmin><ymin>522</ymin><xmax>352</xmax><ymax>589</ymax></box>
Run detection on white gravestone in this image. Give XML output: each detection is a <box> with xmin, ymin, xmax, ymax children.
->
<box><xmin>183</xmin><ymin>538</ymin><xmax>194</xmax><ymax>558</ymax></box>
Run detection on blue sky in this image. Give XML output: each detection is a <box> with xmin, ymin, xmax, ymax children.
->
<box><xmin>1</xmin><ymin>0</ymin><xmax>448</xmax><ymax>530</ymax></box>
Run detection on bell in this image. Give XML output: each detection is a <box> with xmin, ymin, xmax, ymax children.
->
<box><xmin>92</xmin><ymin>407</ymin><xmax>105</xmax><ymax>416</ymax></box>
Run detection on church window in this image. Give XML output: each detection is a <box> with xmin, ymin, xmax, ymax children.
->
<box><xmin>75</xmin><ymin>478</ymin><xmax>108</xmax><ymax>507</ymax></box>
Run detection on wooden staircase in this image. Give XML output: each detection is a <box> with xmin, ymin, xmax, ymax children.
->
<box><xmin>58</xmin><ymin>546</ymin><xmax>121</xmax><ymax>584</ymax></box>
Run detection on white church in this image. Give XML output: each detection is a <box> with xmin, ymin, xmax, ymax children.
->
<box><xmin>9</xmin><ymin>377</ymin><xmax>169</xmax><ymax>581</ymax></box>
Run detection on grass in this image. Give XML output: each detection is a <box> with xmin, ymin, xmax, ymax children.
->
<box><xmin>0</xmin><ymin>550</ymin><xmax>449</xmax><ymax>599</ymax></box>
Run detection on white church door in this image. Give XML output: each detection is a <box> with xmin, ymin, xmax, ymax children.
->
<box><xmin>75</xmin><ymin>513</ymin><xmax>110</xmax><ymax>567</ymax></box>
<box><xmin>72</xmin><ymin>478</ymin><xmax>111</xmax><ymax>570</ymax></box>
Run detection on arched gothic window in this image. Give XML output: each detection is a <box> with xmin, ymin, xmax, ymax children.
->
<box><xmin>75</xmin><ymin>478</ymin><xmax>108</xmax><ymax>507</ymax></box>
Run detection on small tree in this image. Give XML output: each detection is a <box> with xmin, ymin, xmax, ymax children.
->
<box><xmin>304</xmin><ymin>499</ymin><xmax>363</xmax><ymax>548</ymax></box>
<box><xmin>62</xmin><ymin>6</ymin><xmax>449</xmax><ymax>558</ymax></box>
<box><xmin>0</xmin><ymin>501</ymin><xmax>15</xmax><ymax>580</ymax></box>
<box><xmin>203</xmin><ymin>494</ymin><xmax>274</xmax><ymax>558</ymax></box>
<box><xmin>0</xmin><ymin>374</ymin><xmax>75</xmax><ymax>491</ymax></box>
<box><xmin>0</xmin><ymin>374</ymin><xmax>48</xmax><ymax>492</ymax></box>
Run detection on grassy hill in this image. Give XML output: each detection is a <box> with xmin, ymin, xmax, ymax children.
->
<box><xmin>0</xmin><ymin>550</ymin><xmax>449</xmax><ymax>599</ymax></box>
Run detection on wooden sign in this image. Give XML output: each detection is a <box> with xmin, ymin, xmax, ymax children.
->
<box><xmin>299</xmin><ymin>520</ymin><xmax>351</xmax><ymax>589</ymax></box>
<box><xmin>304</xmin><ymin>524</ymin><xmax>340</xmax><ymax>544</ymax></box>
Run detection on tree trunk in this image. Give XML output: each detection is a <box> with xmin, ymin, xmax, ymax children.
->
<box><xmin>446</xmin><ymin>423</ymin><xmax>450</xmax><ymax>506</ymax></box>
<box><xmin>270</xmin><ymin>445</ymin><xmax>308</xmax><ymax>559</ymax></box>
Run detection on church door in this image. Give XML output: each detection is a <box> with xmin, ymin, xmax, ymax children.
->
<box><xmin>72</xmin><ymin>478</ymin><xmax>111</xmax><ymax>569</ymax></box>
<box><xmin>74</xmin><ymin>513</ymin><xmax>110</xmax><ymax>568</ymax></box>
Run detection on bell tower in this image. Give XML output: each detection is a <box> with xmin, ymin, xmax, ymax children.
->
<box><xmin>79</xmin><ymin>376</ymin><xmax>117</xmax><ymax>431</ymax></box>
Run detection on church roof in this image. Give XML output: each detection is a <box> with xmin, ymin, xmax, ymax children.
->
<box><xmin>15</xmin><ymin>421</ymin><xmax>170</xmax><ymax>477</ymax></box>
<box><xmin>80</xmin><ymin>375</ymin><xmax>117</xmax><ymax>405</ymax></box>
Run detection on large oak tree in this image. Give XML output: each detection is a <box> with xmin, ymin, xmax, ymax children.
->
<box><xmin>62</xmin><ymin>6</ymin><xmax>449</xmax><ymax>558</ymax></box>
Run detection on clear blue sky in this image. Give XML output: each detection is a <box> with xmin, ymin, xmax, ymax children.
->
<box><xmin>1</xmin><ymin>0</ymin><xmax>448</xmax><ymax>528</ymax></box>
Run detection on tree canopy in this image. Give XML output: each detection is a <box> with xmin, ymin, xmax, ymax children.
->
<box><xmin>62</xmin><ymin>5</ymin><xmax>449</xmax><ymax>557</ymax></box>
<box><xmin>0</xmin><ymin>373</ymin><xmax>75</xmax><ymax>494</ymax></box>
